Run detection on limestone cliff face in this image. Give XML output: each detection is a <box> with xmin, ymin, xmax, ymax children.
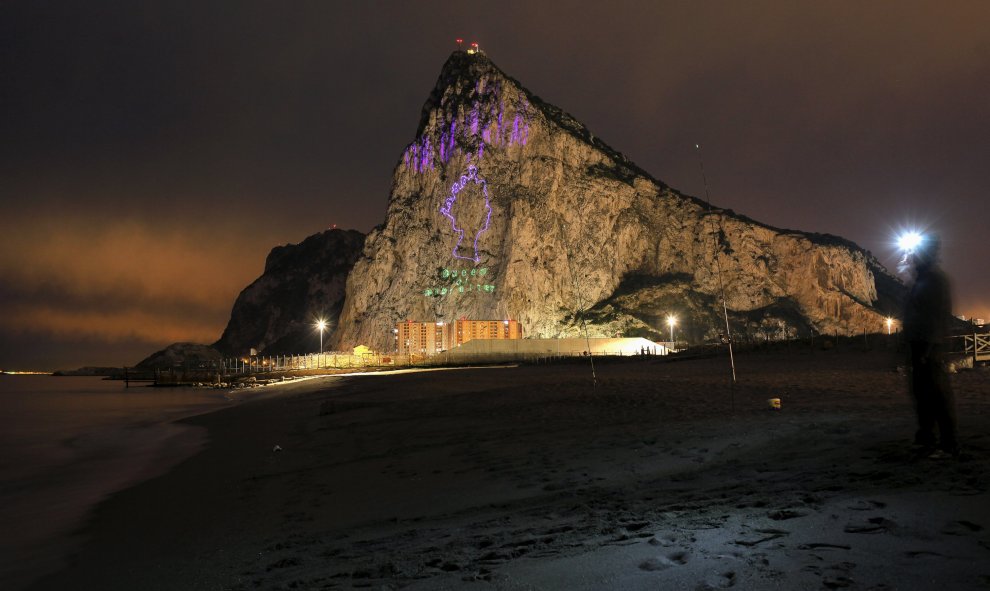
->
<box><xmin>214</xmin><ymin>229</ymin><xmax>364</xmax><ymax>355</ymax></box>
<box><xmin>334</xmin><ymin>52</ymin><xmax>901</xmax><ymax>350</ymax></box>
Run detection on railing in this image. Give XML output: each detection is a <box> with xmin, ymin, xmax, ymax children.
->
<box><xmin>962</xmin><ymin>333</ymin><xmax>990</xmax><ymax>363</ymax></box>
<box><xmin>117</xmin><ymin>352</ymin><xmax>391</xmax><ymax>386</ymax></box>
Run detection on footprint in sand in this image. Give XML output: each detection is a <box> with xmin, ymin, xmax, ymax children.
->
<box><xmin>843</xmin><ymin>517</ymin><xmax>897</xmax><ymax>534</ymax></box>
<box><xmin>648</xmin><ymin>534</ymin><xmax>678</xmax><ymax>547</ymax></box>
<box><xmin>940</xmin><ymin>520</ymin><xmax>983</xmax><ymax>535</ymax></box>
<box><xmin>700</xmin><ymin>570</ymin><xmax>736</xmax><ymax>589</ymax></box>
<box><xmin>846</xmin><ymin>499</ymin><xmax>886</xmax><ymax>511</ymax></box>
<box><xmin>733</xmin><ymin>529</ymin><xmax>789</xmax><ymax>547</ymax></box>
<box><xmin>798</xmin><ymin>543</ymin><xmax>851</xmax><ymax>551</ymax></box>
<box><xmin>638</xmin><ymin>551</ymin><xmax>689</xmax><ymax>571</ymax></box>
<box><xmin>822</xmin><ymin>575</ymin><xmax>854</xmax><ymax>589</ymax></box>
<box><xmin>767</xmin><ymin>508</ymin><xmax>807</xmax><ymax>521</ymax></box>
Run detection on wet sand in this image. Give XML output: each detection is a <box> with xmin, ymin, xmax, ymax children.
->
<box><xmin>32</xmin><ymin>348</ymin><xmax>990</xmax><ymax>590</ymax></box>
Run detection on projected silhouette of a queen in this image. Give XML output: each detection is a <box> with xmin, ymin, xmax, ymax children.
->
<box><xmin>439</xmin><ymin>165</ymin><xmax>492</xmax><ymax>263</ymax></box>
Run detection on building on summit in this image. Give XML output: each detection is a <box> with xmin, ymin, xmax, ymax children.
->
<box><xmin>395</xmin><ymin>319</ymin><xmax>522</xmax><ymax>355</ymax></box>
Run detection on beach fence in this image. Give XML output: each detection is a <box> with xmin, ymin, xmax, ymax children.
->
<box><xmin>129</xmin><ymin>338</ymin><xmax>674</xmax><ymax>385</ymax></box>
<box><xmin>214</xmin><ymin>352</ymin><xmax>393</xmax><ymax>375</ymax></box>
<box><xmin>210</xmin><ymin>339</ymin><xmax>669</xmax><ymax>377</ymax></box>
<box><xmin>398</xmin><ymin>337</ymin><xmax>670</xmax><ymax>366</ymax></box>
<box><xmin>123</xmin><ymin>352</ymin><xmax>396</xmax><ymax>386</ymax></box>
<box><xmin>951</xmin><ymin>332</ymin><xmax>990</xmax><ymax>364</ymax></box>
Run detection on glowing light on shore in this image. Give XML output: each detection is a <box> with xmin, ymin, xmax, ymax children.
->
<box><xmin>666</xmin><ymin>315</ymin><xmax>677</xmax><ymax>343</ymax></box>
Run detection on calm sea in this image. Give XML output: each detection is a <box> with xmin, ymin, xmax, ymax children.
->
<box><xmin>0</xmin><ymin>375</ymin><xmax>234</xmax><ymax>590</ymax></box>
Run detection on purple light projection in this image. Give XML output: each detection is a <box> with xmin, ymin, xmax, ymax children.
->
<box><xmin>470</xmin><ymin>103</ymin><xmax>480</xmax><ymax>136</ymax></box>
<box><xmin>401</xmin><ymin>79</ymin><xmax>531</xmax><ymax>175</ymax></box>
<box><xmin>439</xmin><ymin>165</ymin><xmax>492</xmax><ymax>263</ymax></box>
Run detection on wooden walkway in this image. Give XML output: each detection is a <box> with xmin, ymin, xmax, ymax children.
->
<box><xmin>963</xmin><ymin>333</ymin><xmax>990</xmax><ymax>363</ymax></box>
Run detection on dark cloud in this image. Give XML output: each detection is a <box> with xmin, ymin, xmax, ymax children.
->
<box><xmin>2</xmin><ymin>0</ymin><xmax>988</xmax><ymax>368</ymax></box>
<box><xmin>0</xmin><ymin>276</ymin><xmax>226</xmax><ymax>326</ymax></box>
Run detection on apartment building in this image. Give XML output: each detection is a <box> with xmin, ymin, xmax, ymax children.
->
<box><xmin>395</xmin><ymin>319</ymin><xmax>522</xmax><ymax>355</ymax></box>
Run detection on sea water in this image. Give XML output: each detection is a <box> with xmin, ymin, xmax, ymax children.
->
<box><xmin>0</xmin><ymin>375</ymin><xmax>233</xmax><ymax>590</ymax></box>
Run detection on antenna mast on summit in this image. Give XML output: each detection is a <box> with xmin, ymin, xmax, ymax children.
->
<box><xmin>695</xmin><ymin>144</ymin><xmax>737</xmax><ymax>390</ymax></box>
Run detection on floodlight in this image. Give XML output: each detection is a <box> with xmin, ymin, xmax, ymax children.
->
<box><xmin>666</xmin><ymin>315</ymin><xmax>677</xmax><ymax>343</ymax></box>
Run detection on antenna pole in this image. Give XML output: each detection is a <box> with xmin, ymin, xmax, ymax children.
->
<box><xmin>695</xmin><ymin>145</ymin><xmax>737</xmax><ymax>393</ymax></box>
<box><xmin>559</xmin><ymin>220</ymin><xmax>597</xmax><ymax>388</ymax></box>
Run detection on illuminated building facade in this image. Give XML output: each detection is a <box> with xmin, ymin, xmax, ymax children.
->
<box><xmin>448</xmin><ymin>319</ymin><xmax>522</xmax><ymax>347</ymax></box>
<box><xmin>396</xmin><ymin>321</ymin><xmax>447</xmax><ymax>355</ymax></box>
<box><xmin>395</xmin><ymin>319</ymin><xmax>522</xmax><ymax>355</ymax></box>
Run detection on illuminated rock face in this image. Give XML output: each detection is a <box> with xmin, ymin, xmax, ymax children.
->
<box><xmin>334</xmin><ymin>52</ymin><xmax>902</xmax><ymax>349</ymax></box>
<box><xmin>214</xmin><ymin>229</ymin><xmax>364</xmax><ymax>355</ymax></box>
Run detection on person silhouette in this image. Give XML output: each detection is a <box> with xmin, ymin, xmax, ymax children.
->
<box><xmin>901</xmin><ymin>234</ymin><xmax>958</xmax><ymax>458</ymax></box>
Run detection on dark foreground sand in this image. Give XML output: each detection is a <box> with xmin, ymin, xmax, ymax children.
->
<box><xmin>33</xmin><ymin>347</ymin><xmax>990</xmax><ymax>590</ymax></box>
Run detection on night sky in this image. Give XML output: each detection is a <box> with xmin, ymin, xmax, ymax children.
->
<box><xmin>2</xmin><ymin>1</ymin><xmax>987</xmax><ymax>370</ymax></box>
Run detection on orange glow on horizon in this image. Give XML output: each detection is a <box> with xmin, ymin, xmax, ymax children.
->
<box><xmin>0</xmin><ymin>214</ymin><xmax>276</xmax><ymax>348</ymax></box>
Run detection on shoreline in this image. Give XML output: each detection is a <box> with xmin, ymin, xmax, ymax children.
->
<box><xmin>3</xmin><ymin>420</ymin><xmax>209</xmax><ymax>591</ymax></box>
<box><xmin>29</xmin><ymin>350</ymin><xmax>990</xmax><ymax>590</ymax></box>
<box><xmin>3</xmin><ymin>375</ymin><xmax>341</xmax><ymax>591</ymax></box>
<box><xmin>10</xmin><ymin>369</ymin><xmax>496</xmax><ymax>590</ymax></box>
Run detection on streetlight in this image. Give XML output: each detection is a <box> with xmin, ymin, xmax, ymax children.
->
<box><xmin>316</xmin><ymin>319</ymin><xmax>327</xmax><ymax>353</ymax></box>
<box><xmin>666</xmin><ymin>315</ymin><xmax>677</xmax><ymax>344</ymax></box>
<box><xmin>886</xmin><ymin>317</ymin><xmax>894</xmax><ymax>335</ymax></box>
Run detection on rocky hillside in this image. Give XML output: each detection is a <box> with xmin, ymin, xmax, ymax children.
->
<box><xmin>333</xmin><ymin>51</ymin><xmax>902</xmax><ymax>350</ymax></box>
<box><xmin>136</xmin><ymin>342</ymin><xmax>221</xmax><ymax>369</ymax></box>
<box><xmin>214</xmin><ymin>229</ymin><xmax>365</xmax><ymax>355</ymax></box>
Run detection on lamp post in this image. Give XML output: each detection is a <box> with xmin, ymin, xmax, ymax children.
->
<box><xmin>886</xmin><ymin>317</ymin><xmax>893</xmax><ymax>336</ymax></box>
<box><xmin>666</xmin><ymin>315</ymin><xmax>677</xmax><ymax>345</ymax></box>
<box><xmin>316</xmin><ymin>319</ymin><xmax>327</xmax><ymax>353</ymax></box>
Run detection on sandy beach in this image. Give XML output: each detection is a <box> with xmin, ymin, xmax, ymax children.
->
<box><xmin>31</xmin><ymin>346</ymin><xmax>990</xmax><ymax>590</ymax></box>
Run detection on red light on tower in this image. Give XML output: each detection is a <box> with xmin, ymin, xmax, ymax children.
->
<box><xmin>456</xmin><ymin>38</ymin><xmax>463</xmax><ymax>49</ymax></box>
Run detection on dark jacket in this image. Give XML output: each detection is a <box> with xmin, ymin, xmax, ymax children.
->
<box><xmin>903</xmin><ymin>263</ymin><xmax>952</xmax><ymax>349</ymax></box>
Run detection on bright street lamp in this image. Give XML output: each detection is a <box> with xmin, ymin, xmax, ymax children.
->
<box><xmin>886</xmin><ymin>317</ymin><xmax>894</xmax><ymax>335</ymax></box>
<box><xmin>666</xmin><ymin>315</ymin><xmax>677</xmax><ymax>344</ymax></box>
<box><xmin>316</xmin><ymin>319</ymin><xmax>327</xmax><ymax>353</ymax></box>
